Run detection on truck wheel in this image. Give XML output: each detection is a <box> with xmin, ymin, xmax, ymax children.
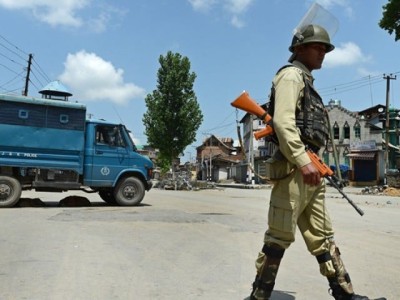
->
<box><xmin>114</xmin><ymin>177</ymin><xmax>145</xmax><ymax>206</ymax></box>
<box><xmin>0</xmin><ymin>176</ymin><xmax>22</xmax><ymax>208</ymax></box>
<box><xmin>99</xmin><ymin>190</ymin><xmax>117</xmax><ymax>205</ymax></box>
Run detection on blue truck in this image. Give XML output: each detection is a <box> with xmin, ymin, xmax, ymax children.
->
<box><xmin>0</xmin><ymin>93</ymin><xmax>153</xmax><ymax>207</ymax></box>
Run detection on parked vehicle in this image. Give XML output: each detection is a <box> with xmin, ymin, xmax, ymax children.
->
<box><xmin>0</xmin><ymin>93</ymin><xmax>153</xmax><ymax>207</ymax></box>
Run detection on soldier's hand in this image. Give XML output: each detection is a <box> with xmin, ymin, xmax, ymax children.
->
<box><xmin>300</xmin><ymin>162</ymin><xmax>321</xmax><ymax>186</ymax></box>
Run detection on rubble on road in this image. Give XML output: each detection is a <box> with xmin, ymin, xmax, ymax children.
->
<box><xmin>360</xmin><ymin>185</ymin><xmax>400</xmax><ymax>196</ymax></box>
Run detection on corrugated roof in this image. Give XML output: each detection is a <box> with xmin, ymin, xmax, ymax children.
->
<box><xmin>39</xmin><ymin>81</ymin><xmax>72</xmax><ymax>97</ymax></box>
<box><xmin>347</xmin><ymin>152</ymin><xmax>376</xmax><ymax>160</ymax></box>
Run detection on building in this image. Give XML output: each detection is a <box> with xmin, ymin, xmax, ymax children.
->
<box><xmin>195</xmin><ymin>135</ymin><xmax>242</xmax><ymax>182</ymax></box>
<box><xmin>238</xmin><ymin>99</ymin><xmax>394</xmax><ymax>185</ymax></box>
<box><xmin>239</xmin><ymin>112</ymin><xmax>278</xmax><ymax>183</ymax></box>
<box><xmin>136</xmin><ymin>145</ymin><xmax>158</xmax><ymax>162</ymax></box>
<box><xmin>323</xmin><ymin>100</ymin><xmax>383</xmax><ymax>168</ymax></box>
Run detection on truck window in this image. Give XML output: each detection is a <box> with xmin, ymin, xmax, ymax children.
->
<box><xmin>96</xmin><ymin>125</ymin><xmax>125</xmax><ymax>147</ymax></box>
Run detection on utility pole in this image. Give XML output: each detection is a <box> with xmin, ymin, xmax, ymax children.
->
<box><xmin>249</xmin><ymin>115</ymin><xmax>254</xmax><ymax>184</ymax></box>
<box><xmin>383</xmin><ymin>73</ymin><xmax>397</xmax><ymax>175</ymax></box>
<box><xmin>202</xmin><ymin>132</ymin><xmax>213</xmax><ymax>182</ymax></box>
<box><xmin>23</xmin><ymin>53</ymin><xmax>33</xmax><ymax>96</ymax></box>
<box><xmin>209</xmin><ymin>136</ymin><xmax>212</xmax><ymax>182</ymax></box>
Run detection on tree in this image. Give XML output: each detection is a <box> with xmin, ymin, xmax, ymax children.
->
<box><xmin>379</xmin><ymin>0</ymin><xmax>400</xmax><ymax>41</ymax></box>
<box><xmin>143</xmin><ymin>51</ymin><xmax>203</xmax><ymax>172</ymax></box>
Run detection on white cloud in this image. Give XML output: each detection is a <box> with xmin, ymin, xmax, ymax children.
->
<box><xmin>129</xmin><ymin>132</ymin><xmax>141</xmax><ymax>147</ymax></box>
<box><xmin>324</xmin><ymin>42</ymin><xmax>370</xmax><ymax>68</ymax></box>
<box><xmin>356</xmin><ymin>67</ymin><xmax>381</xmax><ymax>78</ymax></box>
<box><xmin>0</xmin><ymin>0</ymin><xmax>122</xmax><ymax>31</ymax></box>
<box><xmin>0</xmin><ymin>0</ymin><xmax>88</xmax><ymax>27</ymax></box>
<box><xmin>225</xmin><ymin>0</ymin><xmax>253</xmax><ymax>28</ymax></box>
<box><xmin>188</xmin><ymin>0</ymin><xmax>254</xmax><ymax>28</ymax></box>
<box><xmin>59</xmin><ymin>50</ymin><xmax>146</xmax><ymax>105</ymax></box>
<box><xmin>87</xmin><ymin>11</ymin><xmax>110</xmax><ymax>33</ymax></box>
<box><xmin>315</xmin><ymin>0</ymin><xmax>353</xmax><ymax>17</ymax></box>
<box><xmin>188</xmin><ymin>0</ymin><xmax>216</xmax><ymax>12</ymax></box>
<box><xmin>224</xmin><ymin>0</ymin><xmax>253</xmax><ymax>14</ymax></box>
<box><xmin>231</xmin><ymin>15</ymin><xmax>245</xmax><ymax>28</ymax></box>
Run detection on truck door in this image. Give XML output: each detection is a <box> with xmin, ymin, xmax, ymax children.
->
<box><xmin>90</xmin><ymin>125</ymin><xmax>128</xmax><ymax>186</ymax></box>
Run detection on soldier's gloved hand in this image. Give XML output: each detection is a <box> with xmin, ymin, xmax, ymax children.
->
<box><xmin>300</xmin><ymin>162</ymin><xmax>321</xmax><ymax>186</ymax></box>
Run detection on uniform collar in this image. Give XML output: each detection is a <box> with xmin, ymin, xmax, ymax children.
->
<box><xmin>292</xmin><ymin>60</ymin><xmax>313</xmax><ymax>80</ymax></box>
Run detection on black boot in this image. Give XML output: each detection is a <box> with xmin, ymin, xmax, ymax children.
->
<box><xmin>328</xmin><ymin>277</ymin><xmax>386</xmax><ymax>300</ymax></box>
<box><xmin>250</xmin><ymin>243</ymin><xmax>285</xmax><ymax>300</ymax></box>
<box><xmin>317</xmin><ymin>240</ymin><xmax>386</xmax><ymax>300</ymax></box>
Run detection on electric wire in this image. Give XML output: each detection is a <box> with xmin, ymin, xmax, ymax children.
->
<box><xmin>0</xmin><ymin>34</ymin><xmax>51</xmax><ymax>95</ymax></box>
<box><xmin>30</xmin><ymin>69</ymin><xmax>46</xmax><ymax>89</ymax></box>
<box><xmin>0</xmin><ymin>70</ymin><xmax>25</xmax><ymax>91</ymax></box>
<box><xmin>31</xmin><ymin>56</ymin><xmax>51</xmax><ymax>83</ymax></box>
<box><xmin>0</xmin><ymin>33</ymin><xmax>28</xmax><ymax>56</ymax></box>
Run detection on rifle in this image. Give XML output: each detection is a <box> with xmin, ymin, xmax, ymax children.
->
<box><xmin>307</xmin><ymin>149</ymin><xmax>364</xmax><ymax>216</ymax></box>
<box><xmin>231</xmin><ymin>91</ymin><xmax>364</xmax><ymax>216</ymax></box>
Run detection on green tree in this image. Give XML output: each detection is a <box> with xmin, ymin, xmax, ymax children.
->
<box><xmin>379</xmin><ymin>0</ymin><xmax>400</xmax><ymax>41</ymax></box>
<box><xmin>143</xmin><ymin>51</ymin><xmax>203</xmax><ymax>171</ymax></box>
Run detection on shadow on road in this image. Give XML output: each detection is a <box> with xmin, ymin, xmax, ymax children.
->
<box><xmin>243</xmin><ymin>290</ymin><xmax>296</xmax><ymax>300</ymax></box>
<box><xmin>13</xmin><ymin>197</ymin><xmax>152</xmax><ymax>208</ymax></box>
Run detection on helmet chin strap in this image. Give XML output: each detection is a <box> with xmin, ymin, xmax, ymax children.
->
<box><xmin>288</xmin><ymin>53</ymin><xmax>297</xmax><ymax>63</ymax></box>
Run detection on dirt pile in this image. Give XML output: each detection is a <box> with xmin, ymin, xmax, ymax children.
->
<box><xmin>383</xmin><ymin>187</ymin><xmax>400</xmax><ymax>197</ymax></box>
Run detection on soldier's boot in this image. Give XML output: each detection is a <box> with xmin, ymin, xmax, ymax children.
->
<box><xmin>316</xmin><ymin>240</ymin><xmax>386</xmax><ymax>300</ymax></box>
<box><xmin>328</xmin><ymin>278</ymin><xmax>386</xmax><ymax>300</ymax></box>
<box><xmin>250</xmin><ymin>243</ymin><xmax>285</xmax><ymax>300</ymax></box>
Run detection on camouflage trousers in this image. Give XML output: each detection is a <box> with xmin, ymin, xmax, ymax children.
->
<box><xmin>264</xmin><ymin>168</ymin><xmax>334</xmax><ymax>257</ymax></box>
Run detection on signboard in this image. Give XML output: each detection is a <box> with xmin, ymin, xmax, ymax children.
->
<box><xmin>350</xmin><ymin>140</ymin><xmax>377</xmax><ymax>151</ymax></box>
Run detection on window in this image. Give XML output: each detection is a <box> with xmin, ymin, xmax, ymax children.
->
<box><xmin>353</xmin><ymin>121</ymin><xmax>361</xmax><ymax>139</ymax></box>
<box><xmin>96</xmin><ymin>125</ymin><xmax>125</xmax><ymax>147</ymax></box>
<box><xmin>333</xmin><ymin>121</ymin><xmax>339</xmax><ymax>139</ymax></box>
<box><xmin>343</xmin><ymin>147</ymin><xmax>350</xmax><ymax>166</ymax></box>
<box><xmin>323</xmin><ymin>148</ymin><xmax>329</xmax><ymax>165</ymax></box>
<box><xmin>59</xmin><ymin>114</ymin><xmax>69</xmax><ymax>124</ymax></box>
<box><xmin>18</xmin><ymin>110</ymin><xmax>29</xmax><ymax>119</ymax></box>
<box><xmin>343</xmin><ymin>121</ymin><xmax>350</xmax><ymax>139</ymax></box>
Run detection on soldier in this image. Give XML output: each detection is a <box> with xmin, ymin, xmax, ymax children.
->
<box><xmin>249</xmin><ymin>24</ymin><xmax>386</xmax><ymax>300</ymax></box>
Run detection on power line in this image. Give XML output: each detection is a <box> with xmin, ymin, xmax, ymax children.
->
<box><xmin>203</xmin><ymin>121</ymin><xmax>236</xmax><ymax>132</ymax></box>
<box><xmin>0</xmin><ymin>70</ymin><xmax>25</xmax><ymax>92</ymax></box>
<box><xmin>318</xmin><ymin>73</ymin><xmax>383</xmax><ymax>91</ymax></box>
<box><xmin>0</xmin><ymin>61</ymin><xmax>23</xmax><ymax>76</ymax></box>
<box><xmin>0</xmin><ymin>40</ymin><xmax>26</xmax><ymax>62</ymax></box>
<box><xmin>31</xmin><ymin>56</ymin><xmax>51</xmax><ymax>83</ymax></box>
<box><xmin>0</xmin><ymin>52</ymin><xmax>25</xmax><ymax>68</ymax></box>
<box><xmin>247</xmin><ymin>72</ymin><xmax>400</xmax><ymax>102</ymax></box>
<box><xmin>318</xmin><ymin>71</ymin><xmax>400</xmax><ymax>98</ymax></box>
<box><xmin>30</xmin><ymin>69</ymin><xmax>46</xmax><ymax>89</ymax></box>
<box><xmin>0</xmin><ymin>33</ymin><xmax>28</xmax><ymax>56</ymax></box>
<box><xmin>319</xmin><ymin>77</ymin><xmax>384</xmax><ymax>98</ymax></box>
<box><xmin>0</xmin><ymin>34</ymin><xmax>51</xmax><ymax>95</ymax></box>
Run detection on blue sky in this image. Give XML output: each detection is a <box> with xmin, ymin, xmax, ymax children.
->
<box><xmin>0</xmin><ymin>0</ymin><xmax>398</xmax><ymax>162</ymax></box>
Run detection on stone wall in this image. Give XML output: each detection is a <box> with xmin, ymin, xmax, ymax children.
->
<box><xmin>386</xmin><ymin>170</ymin><xmax>400</xmax><ymax>187</ymax></box>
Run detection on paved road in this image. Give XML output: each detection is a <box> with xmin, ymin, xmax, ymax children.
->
<box><xmin>0</xmin><ymin>186</ymin><xmax>398</xmax><ymax>300</ymax></box>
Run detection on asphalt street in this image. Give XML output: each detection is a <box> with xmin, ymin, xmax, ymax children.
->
<box><xmin>0</xmin><ymin>185</ymin><xmax>398</xmax><ymax>300</ymax></box>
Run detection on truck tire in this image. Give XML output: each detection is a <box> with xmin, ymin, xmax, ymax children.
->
<box><xmin>0</xmin><ymin>176</ymin><xmax>22</xmax><ymax>208</ymax></box>
<box><xmin>99</xmin><ymin>190</ymin><xmax>117</xmax><ymax>205</ymax></box>
<box><xmin>114</xmin><ymin>176</ymin><xmax>145</xmax><ymax>206</ymax></box>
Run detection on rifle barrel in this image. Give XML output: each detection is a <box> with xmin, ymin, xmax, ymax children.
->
<box><xmin>326</xmin><ymin>177</ymin><xmax>364</xmax><ymax>216</ymax></box>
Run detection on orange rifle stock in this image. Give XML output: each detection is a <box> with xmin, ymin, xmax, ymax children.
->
<box><xmin>230</xmin><ymin>91</ymin><xmax>274</xmax><ymax>140</ymax></box>
<box><xmin>231</xmin><ymin>91</ymin><xmax>364</xmax><ymax>216</ymax></box>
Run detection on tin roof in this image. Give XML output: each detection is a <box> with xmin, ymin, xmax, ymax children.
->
<box><xmin>39</xmin><ymin>81</ymin><xmax>72</xmax><ymax>97</ymax></box>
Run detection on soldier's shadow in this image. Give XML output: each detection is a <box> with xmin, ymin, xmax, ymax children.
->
<box><xmin>244</xmin><ymin>290</ymin><xmax>296</xmax><ymax>300</ymax></box>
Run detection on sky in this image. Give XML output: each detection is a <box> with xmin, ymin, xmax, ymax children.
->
<box><xmin>0</xmin><ymin>0</ymin><xmax>398</xmax><ymax>162</ymax></box>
